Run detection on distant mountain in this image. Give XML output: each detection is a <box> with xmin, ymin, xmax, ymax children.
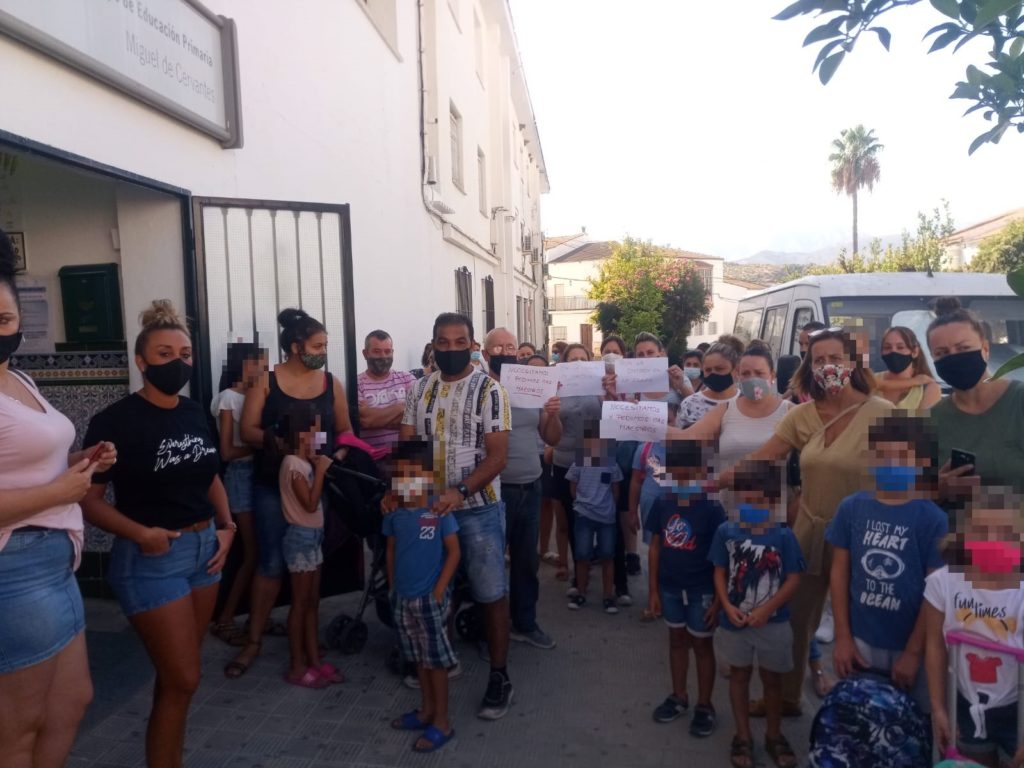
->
<box><xmin>733</xmin><ymin>235</ymin><xmax>903</xmax><ymax>266</ymax></box>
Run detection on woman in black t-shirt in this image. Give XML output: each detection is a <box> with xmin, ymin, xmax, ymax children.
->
<box><xmin>82</xmin><ymin>301</ymin><xmax>236</xmax><ymax>768</ymax></box>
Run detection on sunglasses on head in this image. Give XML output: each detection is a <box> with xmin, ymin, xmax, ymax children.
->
<box><xmin>808</xmin><ymin>326</ymin><xmax>843</xmax><ymax>338</ymax></box>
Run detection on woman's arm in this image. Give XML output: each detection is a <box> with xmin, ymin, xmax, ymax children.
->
<box><xmin>539</xmin><ymin>397</ymin><xmax>563</xmax><ymax>446</ymax></box>
<box><xmin>920</xmin><ymin>381</ymin><xmax>942</xmax><ymax>409</ymax></box>
<box><xmin>333</xmin><ymin>377</ymin><xmax>353</xmax><ymax>435</ymax></box>
<box><xmin>669</xmin><ymin>403</ymin><xmax>726</xmax><ymax>442</ymax></box>
<box><xmin>218</xmin><ymin>410</ymin><xmax>252</xmax><ymax>462</ymax></box>
<box><xmin>628</xmin><ymin>468</ymin><xmax>643</xmax><ymax>531</ymax></box>
<box><xmin>205</xmin><ymin>475</ymin><xmax>236</xmax><ymax>574</ymax></box>
<box><xmin>240</xmin><ymin>379</ymin><xmax>269</xmax><ymax>447</ymax></box>
<box><xmin>0</xmin><ymin>458</ymin><xmax>95</xmax><ymax>528</ymax></box>
<box><xmin>81</xmin><ymin>483</ymin><xmax>179</xmax><ymax>555</ymax></box>
<box><xmin>716</xmin><ymin>434</ymin><xmax>795</xmax><ymax>489</ymax></box>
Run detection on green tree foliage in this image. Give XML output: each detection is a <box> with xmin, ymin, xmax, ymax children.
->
<box><xmin>830</xmin><ymin>125</ymin><xmax>883</xmax><ymax>255</ymax></box>
<box><xmin>969</xmin><ymin>219</ymin><xmax>1024</xmax><ymax>272</ymax></box>
<box><xmin>589</xmin><ymin>237</ymin><xmax>711</xmax><ymax>360</ymax></box>
<box><xmin>776</xmin><ymin>0</ymin><xmax>1024</xmax><ymax>153</ymax></box>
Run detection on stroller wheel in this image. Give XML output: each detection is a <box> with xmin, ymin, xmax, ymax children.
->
<box><xmin>455</xmin><ymin>604</ymin><xmax>483</xmax><ymax>642</ymax></box>
<box><xmin>325</xmin><ymin>615</ymin><xmax>353</xmax><ymax>650</ymax></box>
<box><xmin>375</xmin><ymin>595</ymin><xmax>395</xmax><ymax>628</ymax></box>
<box><xmin>338</xmin><ymin>619</ymin><xmax>368</xmax><ymax>655</ymax></box>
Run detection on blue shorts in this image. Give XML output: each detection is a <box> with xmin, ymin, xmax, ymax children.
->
<box><xmin>253</xmin><ymin>484</ymin><xmax>288</xmax><ymax>579</ymax></box>
<box><xmin>282</xmin><ymin>524</ymin><xmax>323</xmax><ymax>573</ymax></box>
<box><xmin>454</xmin><ymin>501</ymin><xmax>507</xmax><ymax>604</ymax></box>
<box><xmin>574</xmin><ymin>515</ymin><xmax>616</xmax><ymax>562</ymax></box>
<box><xmin>956</xmin><ymin>692</ymin><xmax>1019</xmax><ymax>762</ymax></box>
<box><xmin>660</xmin><ymin>587</ymin><xmax>715</xmax><ymax>637</ymax></box>
<box><xmin>107</xmin><ymin>524</ymin><xmax>221</xmax><ymax>617</ymax></box>
<box><xmin>223</xmin><ymin>459</ymin><xmax>254</xmax><ymax>513</ymax></box>
<box><xmin>0</xmin><ymin>529</ymin><xmax>85</xmax><ymax>673</ymax></box>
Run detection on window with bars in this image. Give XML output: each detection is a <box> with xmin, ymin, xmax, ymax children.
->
<box><xmin>482</xmin><ymin>276</ymin><xmax>495</xmax><ymax>333</ymax></box>
<box><xmin>455</xmin><ymin>266</ymin><xmax>472</xmax><ymax>318</ymax></box>
<box><xmin>550</xmin><ymin>325</ymin><xmax>567</xmax><ymax>342</ymax></box>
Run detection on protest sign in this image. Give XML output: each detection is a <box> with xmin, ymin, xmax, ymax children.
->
<box><xmin>500</xmin><ymin>364</ymin><xmax>558</xmax><ymax>408</ymax></box>
<box><xmin>614</xmin><ymin>356</ymin><xmax>669</xmax><ymax>394</ymax></box>
<box><xmin>599</xmin><ymin>400</ymin><xmax>668</xmax><ymax>441</ymax></box>
<box><xmin>556</xmin><ymin>360</ymin><xmax>606</xmax><ymax>397</ymax></box>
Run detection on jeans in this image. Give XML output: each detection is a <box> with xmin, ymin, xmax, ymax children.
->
<box><xmin>453</xmin><ymin>501</ymin><xmax>508</xmax><ymax>604</ymax></box>
<box><xmin>503</xmin><ymin>481</ymin><xmax>541</xmax><ymax>633</ymax></box>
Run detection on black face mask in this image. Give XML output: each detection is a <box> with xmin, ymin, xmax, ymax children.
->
<box><xmin>703</xmin><ymin>372</ymin><xmax>734</xmax><ymax>393</ymax></box>
<box><xmin>434</xmin><ymin>348</ymin><xmax>472</xmax><ymax>377</ymax></box>
<box><xmin>488</xmin><ymin>355</ymin><xmax>518</xmax><ymax>377</ymax></box>
<box><xmin>144</xmin><ymin>358</ymin><xmax>193</xmax><ymax>395</ymax></box>
<box><xmin>0</xmin><ymin>330</ymin><xmax>22</xmax><ymax>365</ymax></box>
<box><xmin>935</xmin><ymin>349</ymin><xmax>988</xmax><ymax>391</ymax></box>
<box><xmin>881</xmin><ymin>352</ymin><xmax>914</xmax><ymax>375</ymax></box>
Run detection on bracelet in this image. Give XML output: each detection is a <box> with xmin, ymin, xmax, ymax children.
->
<box><xmin>218</xmin><ymin>521</ymin><xmax>238</xmax><ymax>532</ymax></box>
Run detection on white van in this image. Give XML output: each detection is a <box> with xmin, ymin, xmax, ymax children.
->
<box><xmin>731</xmin><ymin>273</ymin><xmax>1024</xmax><ymax>382</ymax></box>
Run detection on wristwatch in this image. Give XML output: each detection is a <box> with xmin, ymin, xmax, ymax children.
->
<box><xmin>456</xmin><ymin>483</ymin><xmax>471</xmax><ymax>499</ymax></box>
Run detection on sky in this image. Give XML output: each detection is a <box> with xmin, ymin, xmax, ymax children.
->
<box><xmin>508</xmin><ymin>0</ymin><xmax>1024</xmax><ymax>260</ymax></box>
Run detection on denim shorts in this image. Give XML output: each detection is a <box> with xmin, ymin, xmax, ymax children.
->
<box><xmin>282</xmin><ymin>524</ymin><xmax>324</xmax><ymax>573</ymax></box>
<box><xmin>454</xmin><ymin>501</ymin><xmax>508</xmax><ymax>604</ymax></box>
<box><xmin>661</xmin><ymin>587</ymin><xmax>715</xmax><ymax>637</ymax></box>
<box><xmin>107</xmin><ymin>524</ymin><xmax>221</xmax><ymax>617</ymax></box>
<box><xmin>956</xmin><ymin>692</ymin><xmax>1018</xmax><ymax>761</ymax></box>
<box><xmin>223</xmin><ymin>459</ymin><xmax>254</xmax><ymax>513</ymax></box>
<box><xmin>0</xmin><ymin>529</ymin><xmax>85</xmax><ymax>673</ymax></box>
<box><xmin>574</xmin><ymin>515</ymin><xmax>616</xmax><ymax>561</ymax></box>
<box><xmin>715</xmin><ymin>621</ymin><xmax>794</xmax><ymax>673</ymax></box>
<box><xmin>253</xmin><ymin>484</ymin><xmax>288</xmax><ymax>579</ymax></box>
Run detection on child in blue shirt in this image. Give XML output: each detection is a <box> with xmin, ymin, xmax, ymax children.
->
<box><xmin>646</xmin><ymin>439</ymin><xmax>725</xmax><ymax>738</ymax></box>
<box><xmin>826</xmin><ymin>414</ymin><xmax>948</xmax><ymax>711</ymax></box>
<box><xmin>384</xmin><ymin>440</ymin><xmax>460</xmax><ymax>754</ymax></box>
<box><xmin>710</xmin><ymin>459</ymin><xmax>804</xmax><ymax>768</ymax></box>
<box><xmin>566</xmin><ymin>435</ymin><xmax>623</xmax><ymax>614</ymax></box>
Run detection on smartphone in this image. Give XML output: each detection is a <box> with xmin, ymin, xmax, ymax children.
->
<box><xmin>950</xmin><ymin>448</ymin><xmax>976</xmax><ymax>473</ymax></box>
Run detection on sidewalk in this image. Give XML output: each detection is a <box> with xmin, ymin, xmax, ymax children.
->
<box><xmin>70</xmin><ymin>559</ymin><xmax>822</xmax><ymax>768</ymax></box>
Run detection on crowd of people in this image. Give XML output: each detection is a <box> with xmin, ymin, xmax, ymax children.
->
<box><xmin>1</xmin><ymin>218</ymin><xmax>1024</xmax><ymax>766</ymax></box>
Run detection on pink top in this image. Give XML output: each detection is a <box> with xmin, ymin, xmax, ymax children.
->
<box><xmin>279</xmin><ymin>455</ymin><xmax>324</xmax><ymax>528</ymax></box>
<box><xmin>0</xmin><ymin>371</ymin><xmax>83</xmax><ymax>566</ymax></box>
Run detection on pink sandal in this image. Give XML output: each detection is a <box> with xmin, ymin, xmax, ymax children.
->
<box><xmin>285</xmin><ymin>668</ymin><xmax>328</xmax><ymax>689</ymax></box>
<box><xmin>318</xmin><ymin>663</ymin><xmax>345</xmax><ymax>684</ymax></box>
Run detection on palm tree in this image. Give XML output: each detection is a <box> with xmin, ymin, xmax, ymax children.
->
<box><xmin>830</xmin><ymin>125</ymin><xmax>883</xmax><ymax>256</ymax></box>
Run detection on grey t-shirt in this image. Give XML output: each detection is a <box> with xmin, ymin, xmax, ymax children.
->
<box><xmin>553</xmin><ymin>395</ymin><xmax>603</xmax><ymax>468</ymax></box>
<box><xmin>504</xmin><ymin>407</ymin><xmax>542</xmax><ymax>484</ymax></box>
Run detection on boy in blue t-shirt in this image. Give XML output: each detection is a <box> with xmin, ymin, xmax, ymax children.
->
<box><xmin>710</xmin><ymin>459</ymin><xmax>804</xmax><ymax>768</ymax></box>
<box><xmin>384</xmin><ymin>440</ymin><xmax>460</xmax><ymax>754</ymax></box>
<box><xmin>826</xmin><ymin>415</ymin><xmax>948</xmax><ymax>711</ymax></box>
<box><xmin>646</xmin><ymin>439</ymin><xmax>725</xmax><ymax>738</ymax></box>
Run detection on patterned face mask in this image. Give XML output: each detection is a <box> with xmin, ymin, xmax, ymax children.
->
<box><xmin>812</xmin><ymin>364</ymin><xmax>851</xmax><ymax>396</ymax></box>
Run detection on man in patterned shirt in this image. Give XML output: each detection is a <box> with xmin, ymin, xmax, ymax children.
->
<box><xmin>401</xmin><ymin>312</ymin><xmax>513</xmax><ymax>720</ymax></box>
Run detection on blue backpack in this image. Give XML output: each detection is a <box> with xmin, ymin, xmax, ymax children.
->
<box><xmin>809</xmin><ymin>676</ymin><xmax>930</xmax><ymax>768</ymax></box>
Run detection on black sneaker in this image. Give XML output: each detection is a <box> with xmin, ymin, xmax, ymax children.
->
<box><xmin>652</xmin><ymin>694</ymin><xmax>689</xmax><ymax>723</ymax></box>
<box><xmin>567</xmin><ymin>595</ymin><xmax>586</xmax><ymax>610</ymax></box>
<box><xmin>626</xmin><ymin>553</ymin><xmax>642</xmax><ymax>576</ymax></box>
<box><xmin>477</xmin><ymin>671</ymin><xmax>513</xmax><ymax>720</ymax></box>
<box><xmin>602</xmin><ymin>598</ymin><xmax>619</xmax><ymax>615</ymax></box>
<box><xmin>689</xmin><ymin>704</ymin><xmax>716</xmax><ymax>737</ymax></box>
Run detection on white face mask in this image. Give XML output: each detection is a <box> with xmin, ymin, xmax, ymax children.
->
<box><xmin>312</xmin><ymin>431</ymin><xmax>328</xmax><ymax>449</ymax></box>
<box><xmin>395</xmin><ymin>475</ymin><xmax>430</xmax><ymax>502</ymax></box>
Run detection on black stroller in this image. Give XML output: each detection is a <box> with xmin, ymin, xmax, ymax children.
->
<box><xmin>322</xmin><ymin>446</ymin><xmax>393</xmax><ymax>655</ymax></box>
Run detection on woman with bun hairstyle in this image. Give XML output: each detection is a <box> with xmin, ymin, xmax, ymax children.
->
<box><xmin>719</xmin><ymin>327</ymin><xmax>893</xmax><ymax>717</ymax></box>
<box><xmin>81</xmin><ymin>300</ymin><xmax>232</xmax><ymax>768</ymax></box>
<box><xmin>676</xmin><ymin>335</ymin><xmax>742</xmax><ymax>428</ymax></box>
<box><xmin>928</xmin><ymin>297</ymin><xmax>1024</xmax><ymax>497</ymax></box>
<box><xmin>875</xmin><ymin>326</ymin><xmax>942</xmax><ymax>410</ymax></box>
<box><xmin>226</xmin><ymin>308</ymin><xmax>352</xmax><ymax>679</ymax></box>
<box><xmin>0</xmin><ymin>231</ymin><xmax>117</xmax><ymax>767</ymax></box>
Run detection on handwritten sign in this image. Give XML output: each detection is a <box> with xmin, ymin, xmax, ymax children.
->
<box><xmin>500</xmin><ymin>364</ymin><xmax>558</xmax><ymax>408</ymax></box>
<box><xmin>556</xmin><ymin>361</ymin><xmax>606</xmax><ymax>397</ymax></box>
<box><xmin>599</xmin><ymin>400</ymin><xmax>668</xmax><ymax>441</ymax></box>
<box><xmin>614</xmin><ymin>357</ymin><xmax>669</xmax><ymax>394</ymax></box>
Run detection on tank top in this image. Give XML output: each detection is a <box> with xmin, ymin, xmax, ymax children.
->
<box><xmin>257</xmin><ymin>370</ymin><xmax>335</xmax><ymax>486</ymax></box>
<box><xmin>895</xmin><ymin>384</ymin><xmax>925</xmax><ymax>411</ymax></box>
<box><xmin>716</xmin><ymin>398</ymin><xmax>793</xmax><ymax>473</ymax></box>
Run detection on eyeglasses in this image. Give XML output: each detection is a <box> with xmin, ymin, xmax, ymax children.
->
<box><xmin>488</xmin><ymin>344</ymin><xmax>518</xmax><ymax>355</ymax></box>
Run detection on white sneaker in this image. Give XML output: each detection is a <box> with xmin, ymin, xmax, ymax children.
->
<box><xmin>566</xmin><ymin>585</ymin><xmax>580</xmax><ymax>598</ymax></box>
<box><xmin>617</xmin><ymin>593</ymin><xmax>633</xmax><ymax>607</ymax></box>
<box><xmin>404</xmin><ymin>661</ymin><xmax>463</xmax><ymax>689</ymax></box>
<box><xmin>815</xmin><ymin>599</ymin><xmax>834</xmax><ymax>644</ymax></box>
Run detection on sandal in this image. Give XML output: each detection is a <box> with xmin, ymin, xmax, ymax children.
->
<box><xmin>243</xmin><ymin>618</ymin><xmax>287</xmax><ymax>637</ymax></box>
<box><xmin>541</xmin><ymin>552</ymin><xmax>559</xmax><ymax>566</ymax></box>
<box><xmin>765</xmin><ymin>734</ymin><xmax>797</xmax><ymax>768</ymax></box>
<box><xmin>812</xmin><ymin>667</ymin><xmax>834</xmax><ymax>699</ymax></box>
<box><xmin>412</xmin><ymin>725</ymin><xmax>455</xmax><ymax>753</ymax></box>
<box><xmin>391</xmin><ymin>710</ymin><xmax>430</xmax><ymax>731</ymax></box>
<box><xmin>285</xmin><ymin>667</ymin><xmax>329</xmax><ymax>689</ymax></box>
<box><xmin>210</xmin><ymin>621</ymin><xmax>247</xmax><ymax>647</ymax></box>
<box><xmin>224</xmin><ymin>641</ymin><xmax>261</xmax><ymax>679</ymax></box>
<box><xmin>318</xmin><ymin>662</ymin><xmax>345</xmax><ymax>684</ymax></box>
<box><xmin>554</xmin><ymin>567</ymin><xmax>569</xmax><ymax>581</ymax></box>
<box><xmin>730</xmin><ymin>736</ymin><xmax>754</xmax><ymax>768</ymax></box>
<box><xmin>748</xmin><ymin>698</ymin><xmax>802</xmax><ymax>718</ymax></box>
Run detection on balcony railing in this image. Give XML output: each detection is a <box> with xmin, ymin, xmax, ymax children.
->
<box><xmin>548</xmin><ymin>295</ymin><xmax>599</xmax><ymax>311</ymax></box>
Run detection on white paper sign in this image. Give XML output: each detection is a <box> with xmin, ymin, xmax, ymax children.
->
<box><xmin>500</xmin><ymin>364</ymin><xmax>558</xmax><ymax>408</ymax></box>
<box><xmin>614</xmin><ymin>356</ymin><xmax>669</xmax><ymax>394</ymax></box>
<box><xmin>599</xmin><ymin>400</ymin><xmax>668</xmax><ymax>441</ymax></box>
<box><xmin>556</xmin><ymin>360</ymin><xmax>606</xmax><ymax>397</ymax></box>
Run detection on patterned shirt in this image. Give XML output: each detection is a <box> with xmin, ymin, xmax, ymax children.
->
<box><xmin>357</xmin><ymin>369</ymin><xmax>416</xmax><ymax>453</ymax></box>
<box><xmin>402</xmin><ymin>369</ymin><xmax>511</xmax><ymax>510</ymax></box>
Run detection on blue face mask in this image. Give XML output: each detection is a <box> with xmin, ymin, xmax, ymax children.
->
<box><xmin>552</xmin><ymin>353</ymin><xmax>560</xmax><ymax>363</ymax></box>
<box><xmin>738</xmin><ymin>504</ymin><xmax>771</xmax><ymax>525</ymax></box>
<box><xmin>672</xmin><ymin>482</ymin><xmax>703</xmax><ymax>497</ymax></box>
<box><xmin>871</xmin><ymin>465</ymin><xmax>922</xmax><ymax>492</ymax></box>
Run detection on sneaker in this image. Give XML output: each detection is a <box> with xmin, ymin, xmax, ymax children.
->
<box><xmin>689</xmin><ymin>704</ymin><xmax>716</xmax><ymax>737</ymax></box>
<box><xmin>616</xmin><ymin>593</ymin><xmax>633</xmax><ymax>607</ymax></box>
<box><xmin>566</xmin><ymin>584</ymin><xmax>580</xmax><ymax>598</ymax></box>
<box><xmin>815</xmin><ymin>600</ymin><xmax>835</xmax><ymax>644</ymax></box>
<box><xmin>652</xmin><ymin>694</ymin><xmax>688</xmax><ymax>723</ymax></box>
<box><xmin>567</xmin><ymin>595</ymin><xmax>586</xmax><ymax>610</ymax></box>
<box><xmin>603</xmin><ymin>598</ymin><xmax>619</xmax><ymax>615</ymax></box>
<box><xmin>477</xmin><ymin>671</ymin><xmax>513</xmax><ymax>720</ymax></box>
<box><xmin>626</xmin><ymin>553</ymin><xmax>642</xmax><ymax>576</ymax></box>
<box><xmin>510</xmin><ymin>627</ymin><xmax>556</xmax><ymax>650</ymax></box>
<box><xmin>404</xmin><ymin>661</ymin><xmax>463</xmax><ymax>689</ymax></box>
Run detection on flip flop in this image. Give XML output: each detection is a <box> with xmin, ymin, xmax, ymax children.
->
<box><xmin>224</xmin><ymin>641</ymin><xmax>261</xmax><ymax>679</ymax></box>
<box><xmin>541</xmin><ymin>552</ymin><xmax>559</xmax><ymax>566</ymax></box>
<box><xmin>284</xmin><ymin>668</ymin><xmax>328</xmax><ymax>689</ymax></box>
<box><xmin>318</xmin><ymin>663</ymin><xmax>345</xmax><ymax>684</ymax></box>
<box><xmin>391</xmin><ymin>710</ymin><xmax>430</xmax><ymax>731</ymax></box>
<box><xmin>412</xmin><ymin>725</ymin><xmax>455</xmax><ymax>753</ymax></box>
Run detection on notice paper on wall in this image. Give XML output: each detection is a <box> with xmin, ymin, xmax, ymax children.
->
<box><xmin>555</xmin><ymin>360</ymin><xmax>606</xmax><ymax>397</ymax></box>
<box><xmin>614</xmin><ymin>356</ymin><xmax>669</xmax><ymax>394</ymax></box>
<box><xmin>500</xmin><ymin>364</ymin><xmax>558</xmax><ymax>408</ymax></box>
<box><xmin>15</xmin><ymin>280</ymin><xmax>52</xmax><ymax>354</ymax></box>
<box><xmin>599</xmin><ymin>400</ymin><xmax>667</xmax><ymax>441</ymax></box>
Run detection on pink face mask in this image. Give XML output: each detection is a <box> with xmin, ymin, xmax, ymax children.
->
<box><xmin>812</xmin><ymin>364</ymin><xmax>851</xmax><ymax>395</ymax></box>
<box><xmin>965</xmin><ymin>540</ymin><xmax>1022</xmax><ymax>575</ymax></box>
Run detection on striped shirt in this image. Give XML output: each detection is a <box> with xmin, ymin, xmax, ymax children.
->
<box><xmin>357</xmin><ymin>369</ymin><xmax>416</xmax><ymax>453</ymax></box>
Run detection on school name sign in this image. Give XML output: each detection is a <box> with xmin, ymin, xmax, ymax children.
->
<box><xmin>0</xmin><ymin>0</ymin><xmax>242</xmax><ymax>147</ymax></box>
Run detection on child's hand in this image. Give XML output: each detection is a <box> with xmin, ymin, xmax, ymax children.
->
<box><xmin>745</xmin><ymin>605</ymin><xmax>772</xmax><ymax>628</ymax></box>
<box><xmin>724</xmin><ymin>604</ymin><xmax>747</xmax><ymax>628</ymax></box>
<box><xmin>381</xmin><ymin>491</ymin><xmax>398</xmax><ymax>515</ymax></box>
<box><xmin>890</xmin><ymin>649</ymin><xmax>921</xmax><ymax>690</ymax></box>
<box><xmin>833</xmin><ymin>634</ymin><xmax>868</xmax><ymax>679</ymax></box>
<box><xmin>648</xmin><ymin>592</ymin><xmax>662</xmax><ymax>618</ymax></box>
<box><xmin>431</xmin><ymin>585</ymin><xmax>446</xmax><ymax>604</ymax></box>
<box><xmin>932</xmin><ymin>709</ymin><xmax>954</xmax><ymax>756</ymax></box>
<box><xmin>703</xmin><ymin>600</ymin><xmax>719</xmax><ymax>630</ymax></box>
<box><xmin>314</xmin><ymin>455</ymin><xmax>333</xmax><ymax>474</ymax></box>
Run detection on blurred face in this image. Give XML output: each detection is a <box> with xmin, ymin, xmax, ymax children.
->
<box><xmin>928</xmin><ymin>322</ymin><xmax>988</xmax><ymax>362</ymax></box>
<box><xmin>297</xmin><ymin>416</ymin><xmax>324</xmax><ymax>459</ymax></box>
<box><xmin>635</xmin><ymin>340</ymin><xmax>662</xmax><ymax>358</ymax></box>
<box><xmin>702</xmin><ymin>352</ymin><xmax>732</xmax><ymax>378</ymax></box>
<box><xmin>241</xmin><ymin>354</ymin><xmax>267</xmax><ymax>387</ymax></box>
<box><xmin>601</xmin><ymin>339</ymin><xmax>626</xmax><ymax>357</ymax></box>
<box><xmin>565</xmin><ymin>346</ymin><xmax>589</xmax><ymax>363</ymax></box>
<box><xmin>870</xmin><ymin>440</ymin><xmax>926</xmax><ymax>469</ymax></box>
<box><xmin>733</xmin><ymin>489</ymin><xmax>783</xmax><ymax>528</ymax></box>
<box><xmin>392</xmin><ymin>459</ymin><xmax>433</xmax><ymax>503</ymax></box>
